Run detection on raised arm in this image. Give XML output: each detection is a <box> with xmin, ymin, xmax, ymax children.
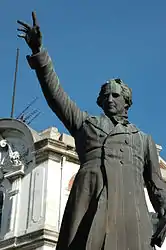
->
<box><xmin>17</xmin><ymin>12</ymin><xmax>87</xmax><ymax>136</ymax></box>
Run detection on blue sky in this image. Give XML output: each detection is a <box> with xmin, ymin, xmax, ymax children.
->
<box><xmin>1</xmin><ymin>1</ymin><xmax>166</xmax><ymax>156</ymax></box>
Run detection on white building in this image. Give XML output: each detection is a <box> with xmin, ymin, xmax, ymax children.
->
<box><xmin>0</xmin><ymin>118</ymin><xmax>165</xmax><ymax>249</ymax></box>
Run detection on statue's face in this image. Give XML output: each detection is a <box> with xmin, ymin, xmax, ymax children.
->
<box><xmin>101</xmin><ymin>82</ymin><xmax>126</xmax><ymax>117</ymax></box>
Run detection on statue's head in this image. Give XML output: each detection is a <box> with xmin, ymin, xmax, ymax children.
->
<box><xmin>97</xmin><ymin>78</ymin><xmax>132</xmax><ymax>117</ymax></box>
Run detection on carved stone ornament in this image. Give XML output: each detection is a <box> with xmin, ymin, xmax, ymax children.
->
<box><xmin>0</xmin><ymin>139</ymin><xmax>23</xmax><ymax>176</ymax></box>
<box><xmin>0</xmin><ymin>139</ymin><xmax>22</xmax><ymax>165</ymax></box>
<box><xmin>0</xmin><ymin>118</ymin><xmax>35</xmax><ymax>179</ymax></box>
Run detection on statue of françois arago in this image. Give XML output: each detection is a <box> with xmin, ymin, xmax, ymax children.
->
<box><xmin>17</xmin><ymin>12</ymin><xmax>166</xmax><ymax>250</ymax></box>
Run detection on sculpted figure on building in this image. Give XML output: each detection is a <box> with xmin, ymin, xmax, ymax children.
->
<box><xmin>17</xmin><ymin>12</ymin><xmax>166</xmax><ymax>250</ymax></box>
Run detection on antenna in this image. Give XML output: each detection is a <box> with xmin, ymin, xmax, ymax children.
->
<box><xmin>23</xmin><ymin>109</ymin><xmax>38</xmax><ymax>121</ymax></box>
<box><xmin>11</xmin><ymin>48</ymin><xmax>19</xmax><ymax>118</ymax></box>
<box><xmin>16</xmin><ymin>97</ymin><xmax>38</xmax><ymax>120</ymax></box>
<box><xmin>27</xmin><ymin>111</ymin><xmax>41</xmax><ymax>125</ymax></box>
<box><xmin>17</xmin><ymin>97</ymin><xmax>41</xmax><ymax>125</ymax></box>
<box><xmin>19</xmin><ymin>109</ymin><xmax>41</xmax><ymax>125</ymax></box>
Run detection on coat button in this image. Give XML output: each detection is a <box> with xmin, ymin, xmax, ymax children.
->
<box><xmin>125</xmin><ymin>139</ymin><xmax>129</xmax><ymax>144</ymax></box>
<box><xmin>120</xmin><ymin>160</ymin><xmax>124</xmax><ymax>165</ymax></box>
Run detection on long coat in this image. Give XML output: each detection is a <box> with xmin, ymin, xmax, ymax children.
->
<box><xmin>28</xmin><ymin>50</ymin><xmax>166</xmax><ymax>250</ymax></box>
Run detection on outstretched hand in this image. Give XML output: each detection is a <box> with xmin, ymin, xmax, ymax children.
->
<box><xmin>17</xmin><ymin>12</ymin><xmax>42</xmax><ymax>54</ymax></box>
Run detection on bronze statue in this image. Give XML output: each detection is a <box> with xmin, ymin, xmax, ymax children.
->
<box><xmin>17</xmin><ymin>12</ymin><xmax>166</xmax><ymax>250</ymax></box>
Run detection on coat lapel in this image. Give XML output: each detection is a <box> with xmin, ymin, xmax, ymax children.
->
<box><xmin>86</xmin><ymin>114</ymin><xmax>114</xmax><ymax>135</ymax></box>
<box><xmin>86</xmin><ymin>114</ymin><xmax>139</xmax><ymax>135</ymax></box>
<box><xmin>109</xmin><ymin>123</ymin><xmax>139</xmax><ymax>136</ymax></box>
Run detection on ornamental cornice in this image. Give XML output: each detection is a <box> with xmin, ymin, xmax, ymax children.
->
<box><xmin>35</xmin><ymin>138</ymin><xmax>79</xmax><ymax>165</ymax></box>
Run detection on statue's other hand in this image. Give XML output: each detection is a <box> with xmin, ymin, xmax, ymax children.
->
<box><xmin>158</xmin><ymin>207</ymin><xmax>166</xmax><ymax>218</ymax></box>
<box><xmin>17</xmin><ymin>12</ymin><xmax>42</xmax><ymax>54</ymax></box>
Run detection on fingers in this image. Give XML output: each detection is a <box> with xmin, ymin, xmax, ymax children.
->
<box><xmin>17</xmin><ymin>27</ymin><xmax>28</xmax><ymax>39</ymax></box>
<box><xmin>17</xmin><ymin>28</ymin><xmax>27</xmax><ymax>32</ymax></box>
<box><xmin>32</xmin><ymin>11</ymin><xmax>37</xmax><ymax>27</ymax></box>
<box><xmin>17</xmin><ymin>20</ymin><xmax>30</xmax><ymax>29</ymax></box>
<box><xmin>17</xmin><ymin>34</ymin><xmax>26</xmax><ymax>39</ymax></box>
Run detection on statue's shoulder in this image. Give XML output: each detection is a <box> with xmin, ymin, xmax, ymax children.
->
<box><xmin>128</xmin><ymin>123</ymin><xmax>140</xmax><ymax>131</ymax></box>
<box><xmin>128</xmin><ymin>123</ymin><xmax>147</xmax><ymax>137</ymax></box>
<box><xmin>85</xmin><ymin>114</ymin><xmax>102</xmax><ymax>121</ymax></box>
<box><xmin>84</xmin><ymin>114</ymin><xmax>103</xmax><ymax>126</ymax></box>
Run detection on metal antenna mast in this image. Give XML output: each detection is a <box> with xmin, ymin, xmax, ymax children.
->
<box><xmin>11</xmin><ymin>48</ymin><xmax>19</xmax><ymax>118</ymax></box>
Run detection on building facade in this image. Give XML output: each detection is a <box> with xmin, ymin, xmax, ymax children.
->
<box><xmin>0</xmin><ymin>118</ymin><xmax>165</xmax><ymax>249</ymax></box>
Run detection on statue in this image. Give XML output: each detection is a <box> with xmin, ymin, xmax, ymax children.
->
<box><xmin>17</xmin><ymin>12</ymin><xmax>166</xmax><ymax>250</ymax></box>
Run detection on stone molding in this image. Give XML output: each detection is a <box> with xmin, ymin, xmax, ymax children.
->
<box><xmin>35</xmin><ymin>138</ymin><xmax>79</xmax><ymax>165</ymax></box>
<box><xmin>0</xmin><ymin>228</ymin><xmax>58</xmax><ymax>249</ymax></box>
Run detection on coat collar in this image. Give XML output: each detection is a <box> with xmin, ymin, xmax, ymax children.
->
<box><xmin>86</xmin><ymin>114</ymin><xmax>139</xmax><ymax>135</ymax></box>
